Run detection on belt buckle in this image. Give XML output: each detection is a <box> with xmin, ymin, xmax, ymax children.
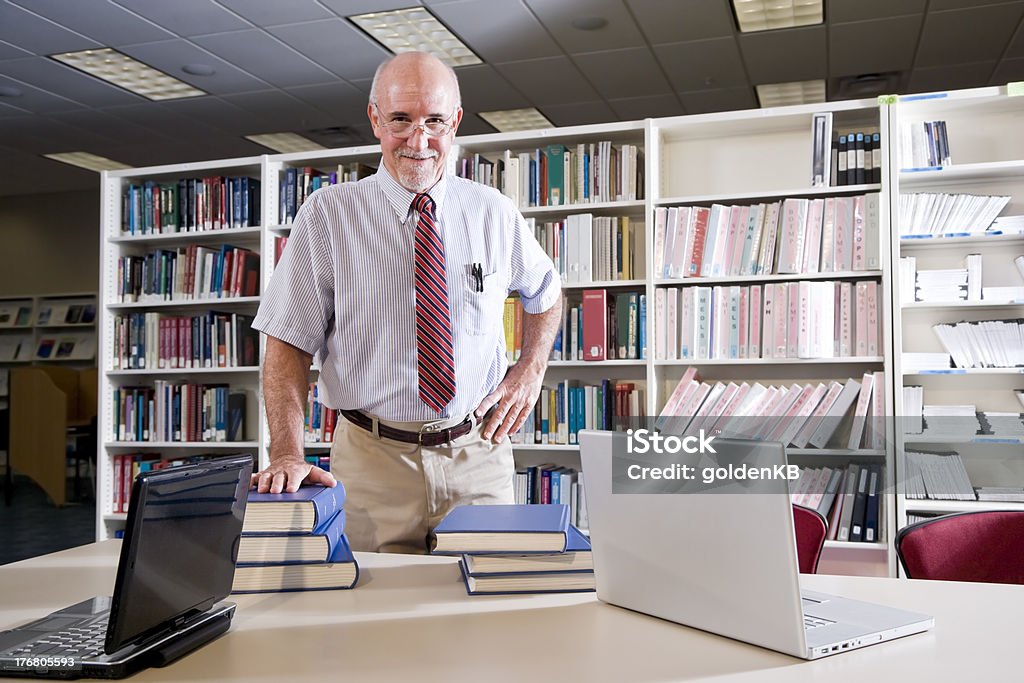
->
<box><xmin>419</xmin><ymin>419</ymin><xmax>447</xmax><ymax>446</ymax></box>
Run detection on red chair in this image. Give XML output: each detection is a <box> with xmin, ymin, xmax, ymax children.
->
<box><xmin>896</xmin><ymin>511</ymin><xmax>1024</xmax><ymax>584</ymax></box>
<box><xmin>793</xmin><ymin>504</ymin><xmax>828</xmax><ymax>574</ymax></box>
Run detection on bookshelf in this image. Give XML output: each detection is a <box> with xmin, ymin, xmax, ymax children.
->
<box><xmin>98</xmin><ymin>157</ymin><xmax>265</xmax><ymax>540</ymax></box>
<box><xmin>889</xmin><ymin>86</ymin><xmax>1024</xmax><ymax>544</ymax></box>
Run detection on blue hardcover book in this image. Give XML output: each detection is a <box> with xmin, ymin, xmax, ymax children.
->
<box><xmin>458</xmin><ymin>559</ymin><xmax>595</xmax><ymax>595</ymax></box>
<box><xmin>238</xmin><ymin>508</ymin><xmax>346</xmax><ymax>564</ymax></box>
<box><xmin>433</xmin><ymin>504</ymin><xmax>570</xmax><ymax>554</ymax></box>
<box><xmin>243</xmin><ymin>483</ymin><xmax>347</xmax><ymax>534</ymax></box>
<box><xmin>232</xmin><ymin>533</ymin><xmax>359</xmax><ymax>593</ymax></box>
<box><xmin>462</xmin><ymin>525</ymin><xmax>592</xmax><ymax>576</ymax></box>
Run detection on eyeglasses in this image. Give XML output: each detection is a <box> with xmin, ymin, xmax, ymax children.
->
<box><xmin>373</xmin><ymin>104</ymin><xmax>457</xmax><ymax>138</ymax></box>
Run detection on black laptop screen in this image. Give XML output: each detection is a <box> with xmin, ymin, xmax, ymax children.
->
<box><xmin>105</xmin><ymin>455</ymin><xmax>252</xmax><ymax>653</ymax></box>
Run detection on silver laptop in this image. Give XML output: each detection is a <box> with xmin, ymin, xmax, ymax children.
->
<box><xmin>579</xmin><ymin>431</ymin><xmax>933</xmax><ymax>660</ymax></box>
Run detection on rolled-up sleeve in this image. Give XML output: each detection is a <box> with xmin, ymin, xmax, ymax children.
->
<box><xmin>252</xmin><ymin>191</ymin><xmax>336</xmax><ymax>357</ymax></box>
<box><xmin>507</xmin><ymin>206</ymin><xmax>562</xmax><ymax>314</ymax></box>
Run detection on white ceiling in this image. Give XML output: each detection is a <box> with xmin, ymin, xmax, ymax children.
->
<box><xmin>0</xmin><ymin>0</ymin><xmax>1022</xmax><ymax>197</ymax></box>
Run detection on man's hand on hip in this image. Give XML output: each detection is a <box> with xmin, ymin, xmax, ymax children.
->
<box><xmin>474</xmin><ymin>360</ymin><xmax>544</xmax><ymax>443</ymax></box>
<box><xmin>251</xmin><ymin>455</ymin><xmax>337</xmax><ymax>493</ymax></box>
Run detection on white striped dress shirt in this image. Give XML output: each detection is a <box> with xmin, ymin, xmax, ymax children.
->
<box><xmin>253</xmin><ymin>165</ymin><xmax>561</xmax><ymax>421</ymax></box>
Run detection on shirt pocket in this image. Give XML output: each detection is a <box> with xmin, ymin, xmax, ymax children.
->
<box><xmin>462</xmin><ymin>270</ymin><xmax>505</xmax><ymax>336</ymax></box>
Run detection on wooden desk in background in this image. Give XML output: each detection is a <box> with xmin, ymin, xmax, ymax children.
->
<box><xmin>0</xmin><ymin>542</ymin><xmax>1019</xmax><ymax>683</ymax></box>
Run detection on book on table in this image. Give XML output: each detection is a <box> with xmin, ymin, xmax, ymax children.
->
<box><xmin>237</xmin><ymin>508</ymin><xmax>346</xmax><ymax>563</ymax></box>
<box><xmin>433</xmin><ymin>504</ymin><xmax>571</xmax><ymax>554</ymax></box>
<box><xmin>232</xmin><ymin>534</ymin><xmax>358</xmax><ymax>593</ymax></box>
<box><xmin>462</xmin><ymin>525</ymin><xmax>591</xmax><ymax>575</ymax></box>
<box><xmin>243</xmin><ymin>483</ymin><xmax>347</xmax><ymax>533</ymax></box>
<box><xmin>458</xmin><ymin>559</ymin><xmax>596</xmax><ymax>595</ymax></box>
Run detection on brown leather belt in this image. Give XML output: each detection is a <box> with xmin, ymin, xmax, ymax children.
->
<box><xmin>340</xmin><ymin>410</ymin><xmax>474</xmax><ymax>447</ymax></box>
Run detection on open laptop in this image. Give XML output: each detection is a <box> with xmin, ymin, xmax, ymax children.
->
<box><xmin>579</xmin><ymin>431</ymin><xmax>933</xmax><ymax>660</ymax></box>
<box><xmin>0</xmin><ymin>454</ymin><xmax>252</xmax><ymax>679</ymax></box>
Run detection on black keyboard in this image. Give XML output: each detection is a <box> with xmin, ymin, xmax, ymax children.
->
<box><xmin>2</xmin><ymin>618</ymin><xmax>108</xmax><ymax>659</ymax></box>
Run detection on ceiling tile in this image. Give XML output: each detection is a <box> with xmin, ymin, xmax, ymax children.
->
<box><xmin>654</xmin><ymin>38</ymin><xmax>748</xmax><ymax>92</ymax></box>
<box><xmin>524</xmin><ymin>0</ymin><xmax>647</xmax><ymax>53</ymax></box>
<box><xmin>573</xmin><ymin>47</ymin><xmax>673</xmax><ymax>99</ymax></box>
<box><xmin>1</xmin><ymin>57</ymin><xmax>145</xmax><ymax>107</ymax></box>
<box><xmin>0</xmin><ymin>38</ymin><xmax>34</xmax><ymax>60</ymax></box>
<box><xmin>541</xmin><ymin>100</ymin><xmax>617</xmax><ymax>127</ymax></box>
<box><xmin>455</xmin><ymin>64</ymin><xmax>531</xmax><ymax>111</ymax></box>
<box><xmin>119</xmin><ymin>39</ymin><xmax>270</xmax><ymax>95</ymax></box>
<box><xmin>607</xmin><ymin>93</ymin><xmax>683</xmax><ymax>120</ymax></box>
<box><xmin>215</xmin><ymin>0</ymin><xmax>333</xmax><ymax>26</ymax></box>
<box><xmin>0</xmin><ymin>2</ymin><xmax>101</xmax><ymax>55</ymax></box>
<box><xmin>916</xmin><ymin>5</ymin><xmax>1024</xmax><ymax>67</ymax></box>
<box><xmin>191</xmin><ymin>30</ymin><xmax>337</xmax><ymax>87</ymax></box>
<box><xmin>218</xmin><ymin>89</ymin><xmax>338</xmax><ymax>133</ymax></box>
<box><xmin>317</xmin><ymin>0</ymin><xmax>424</xmax><ymax>15</ymax></box>
<box><xmin>1006</xmin><ymin>23</ymin><xmax>1024</xmax><ymax>59</ymax></box>
<box><xmin>428</xmin><ymin>0</ymin><xmax>561</xmax><ymax>62</ymax></box>
<box><xmin>738</xmin><ymin>25</ymin><xmax>825</xmax><ymax>84</ymax></box>
<box><xmin>285</xmin><ymin>82</ymin><xmax>372</xmax><ymax>125</ymax></box>
<box><xmin>4</xmin><ymin>153</ymin><xmax>97</xmax><ymax>195</ymax></box>
<box><xmin>992</xmin><ymin>57</ymin><xmax>1024</xmax><ymax>84</ymax></box>
<box><xmin>829</xmin><ymin>16</ymin><xmax>920</xmax><ymax>77</ymax></box>
<box><xmin>0</xmin><ymin>75</ymin><xmax>82</xmax><ymax>114</ymax></box>
<box><xmin>929</xmin><ymin>0</ymin><xmax>1024</xmax><ymax>9</ymax></box>
<box><xmin>494</xmin><ymin>56</ymin><xmax>601</xmax><ymax>106</ymax></box>
<box><xmin>628</xmin><ymin>0</ymin><xmax>735</xmax><ymax>44</ymax></box>
<box><xmin>112</xmin><ymin>0</ymin><xmax>250</xmax><ymax>37</ymax></box>
<box><xmin>454</xmin><ymin>115</ymin><xmax>495</xmax><ymax>136</ymax></box>
<box><xmin>0</xmin><ymin>116</ymin><xmax>112</xmax><ymax>154</ymax></box>
<box><xmin>906</xmin><ymin>61</ymin><xmax>997</xmax><ymax>93</ymax></box>
<box><xmin>267</xmin><ymin>19</ymin><xmax>391</xmax><ymax>82</ymax></box>
<box><xmin>678</xmin><ymin>86</ymin><xmax>756</xmax><ymax>114</ymax></box>
<box><xmin>828</xmin><ymin>0</ymin><xmax>926</xmax><ymax>24</ymax></box>
<box><xmin>100</xmin><ymin>101</ymin><xmax>238</xmax><ymax>143</ymax></box>
<box><xmin>48</xmin><ymin>108</ymin><xmax>168</xmax><ymax>147</ymax></box>
<box><xmin>0</xmin><ymin>100</ymin><xmax>30</xmax><ymax>117</ymax></box>
<box><xmin>10</xmin><ymin>0</ymin><xmax>174</xmax><ymax>46</ymax></box>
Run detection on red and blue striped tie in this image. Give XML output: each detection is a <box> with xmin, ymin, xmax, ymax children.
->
<box><xmin>413</xmin><ymin>193</ymin><xmax>456</xmax><ymax>413</ymax></box>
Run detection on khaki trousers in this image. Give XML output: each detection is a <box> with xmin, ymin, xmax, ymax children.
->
<box><xmin>330</xmin><ymin>412</ymin><xmax>515</xmax><ymax>554</ymax></box>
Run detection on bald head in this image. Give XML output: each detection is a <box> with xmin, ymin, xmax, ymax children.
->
<box><xmin>369</xmin><ymin>52</ymin><xmax>461</xmax><ymax>110</ymax></box>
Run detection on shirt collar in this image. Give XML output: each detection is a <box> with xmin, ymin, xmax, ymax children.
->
<box><xmin>374</xmin><ymin>158</ymin><xmax>450</xmax><ymax>220</ymax></box>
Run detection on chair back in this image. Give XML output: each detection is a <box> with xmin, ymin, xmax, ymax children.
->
<box><xmin>896</xmin><ymin>510</ymin><xmax>1024</xmax><ymax>584</ymax></box>
<box><xmin>793</xmin><ymin>504</ymin><xmax>828</xmax><ymax>574</ymax></box>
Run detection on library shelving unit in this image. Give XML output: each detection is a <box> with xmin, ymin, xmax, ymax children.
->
<box><xmin>649</xmin><ymin>97</ymin><xmax>897</xmax><ymax>577</ymax></box>
<box><xmin>98</xmin><ymin>158</ymin><xmax>265</xmax><ymax>540</ymax></box>
<box><xmin>889</xmin><ymin>86</ymin><xmax>1024</xmax><ymax>544</ymax></box>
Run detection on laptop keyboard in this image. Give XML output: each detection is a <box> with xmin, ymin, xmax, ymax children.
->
<box><xmin>2</xmin><ymin>619</ymin><xmax>108</xmax><ymax>659</ymax></box>
<box><xmin>804</xmin><ymin>614</ymin><xmax>835</xmax><ymax>630</ymax></box>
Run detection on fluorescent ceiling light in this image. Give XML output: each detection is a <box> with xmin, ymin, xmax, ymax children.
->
<box><xmin>756</xmin><ymin>79</ymin><xmax>826</xmax><ymax>107</ymax></box>
<box><xmin>43</xmin><ymin>152</ymin><xmax>130</xmax><ymax>172</ymax></box>
<box><xmin>478</xmin><ymin>108</ymin><xmax>554</xmax><ymax>133</ymax></box>
<box><xmin>349</xmin><ymin>7</ymin><xmax>482</xmax><ymax>67</ymax></box>
<box><xmin>50</xmin><ymin>48</ymin><xmax>206</xmax><ymax>101</ymax></box>
<box><xmin>245</xmin><ymin>133</ymin><xmax>327</xmax><ymax>154</ymax></box>
<box><xmin>732</xmin><ymin>0</ymin><xmax>823</xmax><ymax>33</ymax></box>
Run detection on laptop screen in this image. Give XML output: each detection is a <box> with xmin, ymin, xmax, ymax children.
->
<box><xmin>105</xmin><ymin>455</ymin><xmax>252</xmax><ymax>654</ymax></box>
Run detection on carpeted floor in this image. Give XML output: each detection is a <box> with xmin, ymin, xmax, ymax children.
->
<box><xmin>0</xmin><ymin>475</ymin><xmax>96</xmax><ymax>565</ymax></box>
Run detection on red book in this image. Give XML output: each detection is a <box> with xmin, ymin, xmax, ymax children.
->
<box><xmin>581</xmin><ymin>289</ymin><xmax>607</xmax><ymax>361</ymax></box>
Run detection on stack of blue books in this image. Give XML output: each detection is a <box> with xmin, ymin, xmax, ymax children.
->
<box><xmin>433</xmin><ymin>504</ymin><xmax>595</xmax><ymax>595</ymax></box>
<box><xmin>233</xmin><ymin>484</ymin><xmax>358</xmax><ymax>593</ymax></box>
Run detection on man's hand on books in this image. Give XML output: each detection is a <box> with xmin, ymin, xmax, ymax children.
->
<box><xmin>475</xmin><ymin>360</ymin><xmax>544</xmax><ymax>443</ymax></box>
<box><xmin>252</xmin><ymin>456</ymin><xmax>337</xmax><ymax>494</ymax></box>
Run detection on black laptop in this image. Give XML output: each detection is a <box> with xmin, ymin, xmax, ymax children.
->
<box><xmin>0</xmin><ymin>454</ymin><xmax>252</xmax><ymax>679</ymax></box>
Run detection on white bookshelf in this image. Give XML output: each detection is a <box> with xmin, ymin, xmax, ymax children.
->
<box><xmin>98</xmin><ymin>157</ymin><xmax>265</xmax><ymax>541</ymax></box>
<box><xmin>888</xmin><ymin>86</ymin><xmax>1024</xmax><ymax>556</ymax></box>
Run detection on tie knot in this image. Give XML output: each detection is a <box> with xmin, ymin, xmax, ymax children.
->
<box><xmin>413</xmin><ymin>193</ymin><xmax>435</xmax><ymax>217</ymax></box>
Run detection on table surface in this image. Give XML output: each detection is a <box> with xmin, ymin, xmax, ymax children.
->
<box><xmin>0</xmin><ymin>541</ymin><xmax>1020</xmax><ymax>683</ymax></box>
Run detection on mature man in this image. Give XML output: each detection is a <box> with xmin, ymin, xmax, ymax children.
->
<box><xmin>251</xmin><ymin>52</ymin><xmax>562</xmax><ymax>553</ymax></box>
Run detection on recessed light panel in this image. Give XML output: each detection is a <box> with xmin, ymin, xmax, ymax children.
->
<box><xmin>43</xmin><ymin>152</ymin><xmax>130</xmax><ymax>172</ymax></box>
<box><xmin>51</xmin><ymin>48</ymin><xmax>206</xmax><ymax>101</ymax></box>
<box><xmin>732</xmin><ymin>0</ymin><xmax>823</xmax><ymax>32</ymax></box>
<box><xmin>245</xmin><ymin>133</ymin><xmax>327</xmax><ymax>154</ymax></box>
<box><xmin>478</xmin><ymin>108</ymin><xmax>554</xmax><ymax>133</ymax></box>
<box><xmin>756</xmin><ymin>79</ymin><xmax>826</xmax><ymax>107</ymax></box>
<box><xmin>349</xmin><ymin>7</ymin><xmax>482</xmax><ymax>67</ymax></box>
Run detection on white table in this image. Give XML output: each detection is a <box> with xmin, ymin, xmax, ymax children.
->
<box><xmin>1</xmin><ymin>542</ymin><xmax>1020</xmax><ymax>682</ymax></box>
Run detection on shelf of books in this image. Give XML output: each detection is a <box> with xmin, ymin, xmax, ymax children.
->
<box><xmin>98</xmin><ymin>157</ymin><xmax>265</xmax><ymax>541</ymax></box>
<box><xmin>648</xmin><ymin>98</ymin><xmax>897</xmax><ymax>576</ymax></box>
<box><xmin>889</xmin><ymin>86</ymin><xmax>1024</xmax><ymax>551</ymax></box>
